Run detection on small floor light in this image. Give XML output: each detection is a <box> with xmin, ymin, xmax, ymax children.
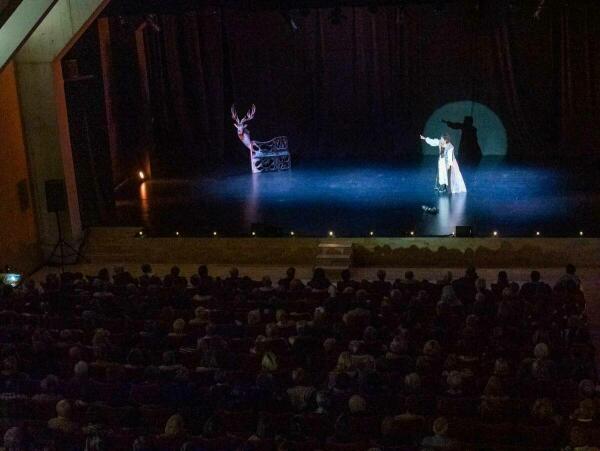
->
<box><xmin>536</xmin><ymin>231</ymin><xmax>541</xmax><ymax>236</ymax></box>
<box><xmin>138</xmin><ymin>170</ymin><xmax>145</xmax><ymax>180</ymax></box>
<box><xmin>493</xmin><ymin>231</ymin><xmax>498</xmax><ymax>237</ymax></box>
<box><xmin>213</xmin><ymin>231</ymin><xmax>218</xmax><ymax>236</ymax></box>
<box><xmin>410</xmin><ymin>231</ymin><xmax>415</xmax><ymax>236</ymax></box>
<box><xmin>328</xmin><ymin>231</ymin><xmax>334</xmax><ymax>237</ymax></box>
<box><xmin>290</xmin><ymin>231</ymin><xmax>295</xmax><ymax>236</ymax></box>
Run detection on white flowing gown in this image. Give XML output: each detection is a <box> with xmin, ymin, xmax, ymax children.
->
<box><xmin>425</xmin><ymin>137</ymin><xmax>467</xmax><ymax>194</ymax></box>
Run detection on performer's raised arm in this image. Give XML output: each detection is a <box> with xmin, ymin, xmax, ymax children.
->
<box><xmin>420</xmin><ymin>134</ymin><xmax>440</xmax><ymax>147</ymax></box>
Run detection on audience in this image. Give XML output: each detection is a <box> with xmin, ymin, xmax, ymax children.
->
<box><xmin>0</xmin><ymin>265</ymin><xmax>596</xmax><ymax>450</ymax></box>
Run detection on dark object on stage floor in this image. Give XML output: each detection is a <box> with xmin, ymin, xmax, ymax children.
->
<box><xmin>422</xmin><ymin>205</ymin><xmax>438</xmax><ymax>215</ymax></box>
<box><xmin>45</xmin><ymin>179</ymin><xmax>67</xmax><ymax>212</ymax></box>
<box><xmin>455</xmin><ymin>225</ymin><xmax>473</xmax><ymax>237</ymax></box>
<box><xmin>251</xmin><ymin>222</ymin><xmax>284</xmax><ymax>237</ymax></box>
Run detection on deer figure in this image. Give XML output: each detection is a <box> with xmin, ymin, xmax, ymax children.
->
<box><xmin>231</xmin><ymin>103</ymin><xmax>291</xmax><ymax>173</ymax></box>
<box><xmin>231</xmin><ymin>104</ymin><xmax>256</xmax><ymax>152</ymax></box>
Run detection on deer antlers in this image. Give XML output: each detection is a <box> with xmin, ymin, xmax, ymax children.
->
<box><xmin>231</xmin><ymin>104</ymin><xmax>256</xmax><ymax>125</ymax></box>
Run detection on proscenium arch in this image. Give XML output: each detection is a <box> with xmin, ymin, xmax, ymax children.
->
<box><xmin>14</xmin><ymin>0</ymin><xmax>111</xmax><ymax>251</ymax></box>
<box><xmin>422</xmin><ymin>101</ymin><xmax>507</xmax><ymax>157</ymax></box>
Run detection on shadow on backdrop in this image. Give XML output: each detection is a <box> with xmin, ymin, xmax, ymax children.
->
<box><xmin>422</xmin><ymin>101</ymin><xmax>507</xmax><ymax>163</ymax></box>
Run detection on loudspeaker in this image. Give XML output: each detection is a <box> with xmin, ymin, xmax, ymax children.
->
<box><xmin>455</xmin><ymin>226</ymin><xmax>473</xmax><ymax>237</ymax></box>
<box><xmin>45</xmin><ymin>180</ymin><xmax>67</xmax><ymax>213</ymax></box>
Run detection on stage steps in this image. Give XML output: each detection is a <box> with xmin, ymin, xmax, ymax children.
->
<box><xmin>315</xmin><ymin>242</ymin><xmax>353</xmax><ymax>277</ymax></box>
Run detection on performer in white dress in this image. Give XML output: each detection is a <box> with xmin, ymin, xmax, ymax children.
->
<box><xmin>420</xmin><ymin>134</ymin><xmax>467</xmax><ymax>194</ymax></box>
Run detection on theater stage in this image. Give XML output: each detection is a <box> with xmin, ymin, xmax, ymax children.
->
<box><xmin>115</xmin><ymin>158</ymin><xmax>600</xmax><ymax>238</ymax></box>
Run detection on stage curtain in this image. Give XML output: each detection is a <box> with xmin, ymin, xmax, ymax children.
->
<box><xmin>143</xmin><ymin>11</ymin><xmax>227</xmax><ymax>175</ymax></box>
<box><xmin>555</xmin><ymin>3</ymin><xmax>600</xmax><ymax>156</ymax></box>
<box><xmin>109</xmin><ymin>3</ymin><xmax>600</xmax><ymax>172</ymax></box>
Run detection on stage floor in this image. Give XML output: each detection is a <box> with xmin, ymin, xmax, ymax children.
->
<box><xmin>115</xmin><ymin>157</ymin><xmax>600</xmax><ymax>237</ymax></box>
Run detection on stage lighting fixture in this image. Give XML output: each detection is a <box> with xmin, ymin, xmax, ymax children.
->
<box><xmin>536</xmin><ymin>231</ymin><xmax>541</xmax><ymax>236</ymax></box>
<box><xmin>290</xmin><ymin>231</ymin><xmax>295</xmax><ymax>236</ymax></box>
<box><xmin>508</xmin><ymin>0</ymin><xmax>520</xmax><ymax>12</ymax></box>
<box><xmin>146</xmin><ymin>14</ymin><xmax>161</xmax><ymax>32</ymax></box>
<box><xmin>369</xmin><ymin>231</ymin><xmax>375</xmax><ymax>236</ymax></box>
<box><xmin>329</xmin><ymin>7</ymin><xmax>345</xmax><ymax>25</ymax></box>
<box><xmin>138</xmin><ymin>171</ymin><xmax>145</xmax><ymax>180</ymax></box>
<box><xmin>493</xmin><ymin>231</ymin><xmax>498</xmax><ymax>237</ymax></box>
<box><xmin>328</xmin><ymin>230</ymin><xmax>334</xmax><ymax>237</ymax></box>
<box><xmin>410</xmin><ymin>231</ymin><xmax>415</xmax><ymax>236</ymax></box>
<box><xmin>175</xmin><ymin>231</ymin><xmax>180</xmax><ymax>237</ymax></box>
<box><xmin>213</xmin><ymin>231</ymin><xmax>218</xmax><ymax>236</ymax></box>
<box><xmin>579</xmin><ymin>231</ymin><xmax>584</xmax><ymax>236</ymax></box>
<box><xmin>137</xmin><ymin>230</ymin><xmax>144</xmax><ymax>237</ymax></box>
<box><xmin>533</xmin><ymin>0</ymin><xmax>546</xmax><ymax>20</ymax></box>
<box><xmin>252</xmin><ymin>231</ymin><xmax>256</xmax><ymax>236</ymax></box>
<box><xmin>281</xmin><ymin>9</ymin><xmax>299</xmax><ymax>32</ymax></box>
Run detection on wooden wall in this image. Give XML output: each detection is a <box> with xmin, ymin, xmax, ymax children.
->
<box><xmin>0</xmin><ymin>61</ymin><xmax>41</xmax><ymax>273</ymax></box>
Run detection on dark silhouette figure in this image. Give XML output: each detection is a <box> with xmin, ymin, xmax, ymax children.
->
<box><xmin>442</xmin><ymin>116</ymin><xmax>482</xmax><ymax>163</ymax></box>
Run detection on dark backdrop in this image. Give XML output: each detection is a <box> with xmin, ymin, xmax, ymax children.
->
<box><xmin>105</xmin><ymin>2</ymin><xmax>600</xmax><ymax>176</ymax></box>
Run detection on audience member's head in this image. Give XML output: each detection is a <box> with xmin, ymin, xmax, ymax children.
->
<box><xmin>432</xmin><ymin>416</ymin><xmax>449</xmax><ymax>436</ymax></box>
<box><xmin>261</xmin><ymin>352</ymin><xmax>278</xmax><ymax>372</ymax></box>
<box><xmin>74</xmin><ymin>360</ymin><xmax>88</xmax><ymax>377</ymax></box>
<box><xmin>164</xmin><ymin>414</ymin><xmax>185</xmax><ymax>436</ymax></box>
<box><xmin>348</xmin><ymin>395</ymin><xmax>367</xmax><ymax>414</ymax></box>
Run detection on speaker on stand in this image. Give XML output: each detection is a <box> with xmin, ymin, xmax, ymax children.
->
<box><xmin>45</xmin><ymin>180</ymin><xmax>88</xmax><ymax>272</ymax></box>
